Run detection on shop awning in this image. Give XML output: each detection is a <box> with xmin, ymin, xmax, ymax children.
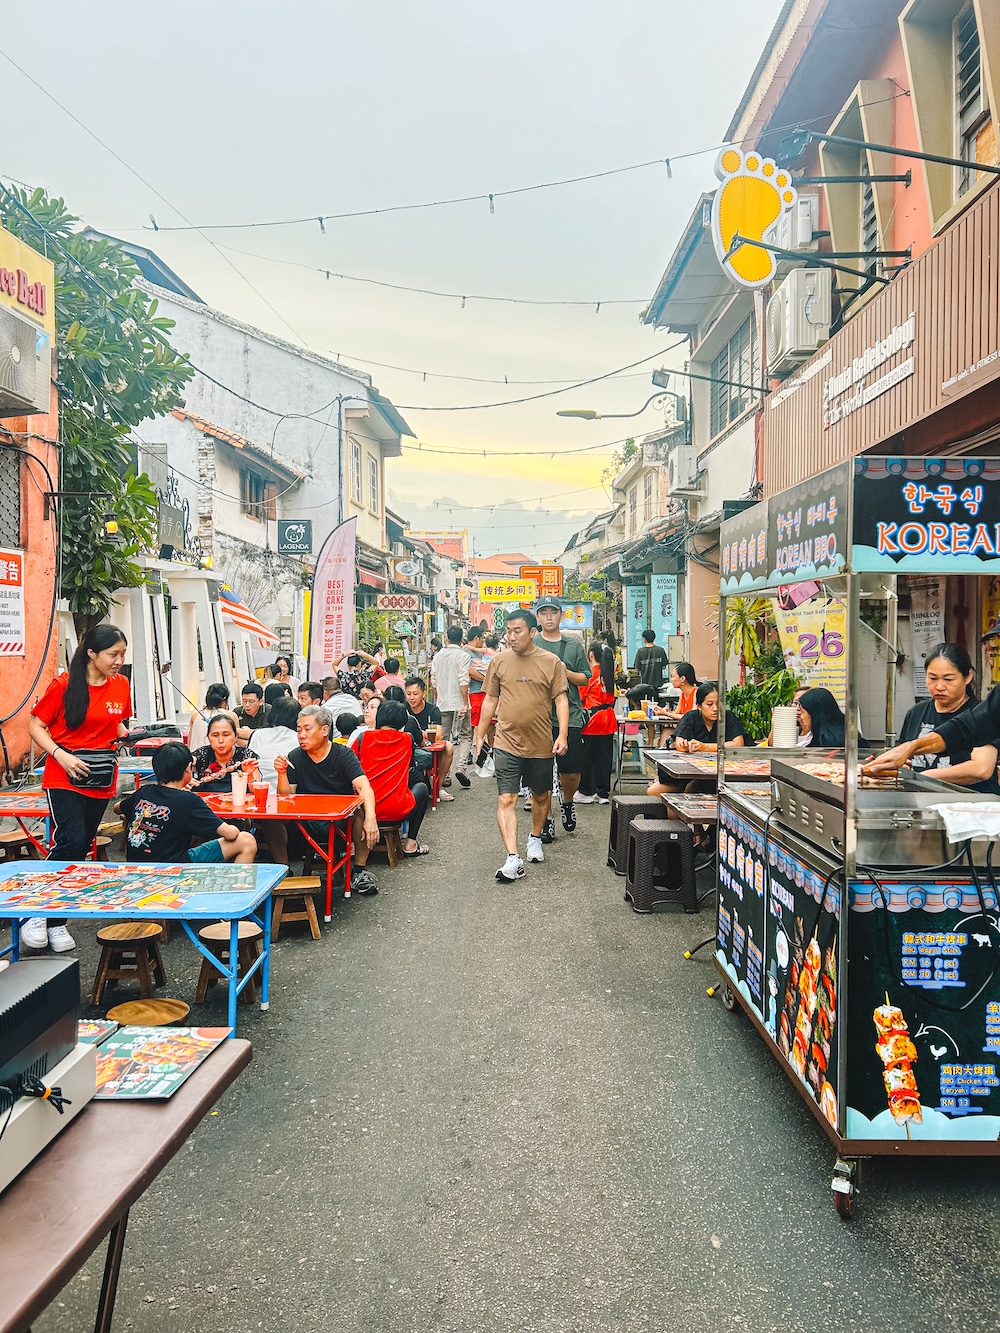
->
<box><xmin>217</xmin><ymin>583</ymin><xmax>280</xmax><ymax>647</ymax></box>
<box><xmin>357</xmin><ymin>568</ymin><xmax>388</xmax><ymax>590</ymax></box>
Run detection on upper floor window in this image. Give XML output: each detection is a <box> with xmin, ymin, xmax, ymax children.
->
<box><xmin>956</xmin><ymin>6</ymin><xmax>992</xmax><ymax>195</ymax></box>
<box><xmin>643</xmin><ymin>470</ymin><xmax>655</xmax><ymax>523</ymax></box>
<box><xmin>368</xmin><ymin>455</ymin><xmax>379</xmax><ymax>514</ymax></box>
<box><xmin>710</xmin><ymin>316</ymin><xmax>758</xmax><ymax>439</ymax></box>
<box><xmin>240</xmin><ymin>468</ymin><xmax>277</xmax><ymax>522</ymax></box>
<box><xmin>0</xmin><ymin>449</ymin><xmax>22</xmax><ymax>547</ymax></box>
<box><xmin>627</xmin><ymin>483</ymin><xmax>638</xmax><ymax>535</ymax></box>
<box><xmin>350</xmin><ymin>439</ymin><xmax>362</xmax><ymax>505</ymax></box>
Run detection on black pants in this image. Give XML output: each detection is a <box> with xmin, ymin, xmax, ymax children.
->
<box><xmin>406</xmin><ymin>782</ymin><xmax>429</xmax><ymax>842</ymax></box>
<box><xmin>44</xmin><ymin>788</ymin><xmax>110</xmax><ymax>927</ymax></box>
<box><xmin>580</xmin><ymin>734</ymin><xmax>614</xmax><ymax>798</ymax></box>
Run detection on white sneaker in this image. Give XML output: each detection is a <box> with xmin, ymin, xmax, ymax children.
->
<box><xmin>495</xmin><ymin>854</ymin><xmax>526</xmax><ymax>883</ymax></box>
<box><xmin>47</xmin><ymin>926</ymin><xmax>77</xmax><ymax>953</ymax></box>
<box><xmin>574</xmin><ymin>792</ymin><xmax>599</xmax><ymax>804</ymax></box>
<box><xmin>526</xmin><ymin>835</ymin><xmax>544</xmax><ymax>863</ymax></box>
<box><xmin>597</xmin><ymin>796</ymin><xmax>610</xmax><ymax>804</ymax></box>
<box><xmin>20</xmin><ymin>918</ymin><xmax>49</xmax><ymax>949</ymax></box>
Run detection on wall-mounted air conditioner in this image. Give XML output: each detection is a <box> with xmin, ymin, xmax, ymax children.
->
<box><xmin>773</xmin><ymin>191</ymin><xmax>819</xmax><ymax>255</ymax></box>
<box><xmin>765</xmin><ymin>268</ymin><xmax>832</xmax><ymax>377</ymax></box>
<box><xmin>667</xmin><ymin>444</ymin><xmax>705</xmax><ymax>497</ymax></box>
<box><xmin>0</xmin><ymin>307</ymin><xmax>51</xmax><ymax>418</ymax></box>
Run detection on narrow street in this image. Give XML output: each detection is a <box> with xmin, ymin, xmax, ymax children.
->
<box><xmin>36</xmin><ymin>781</ymin><xmax>1000</xmax><ymax>1333</ymax></box>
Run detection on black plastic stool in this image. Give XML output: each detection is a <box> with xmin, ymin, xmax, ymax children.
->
<box><xmin>607</xmin><ymin>795</ymin><xmax>666</xmax><ymax>875</ymax></box>
<box><xmin>624</xmin><ymin>817</ymin><xmax>698</xmax><ymax>914</ymax></box>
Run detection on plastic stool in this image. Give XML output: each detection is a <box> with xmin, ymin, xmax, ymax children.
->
<box><xmin>607</xmin><ymin>795</ymin><xmax>666</xmax><ymax>875</ymax></box>
<box><xmin>624</xmin><ymin>817</ymin><xmax>698</xmax><ymax>914</ymax></box>
<box><xmin>92</xmin><ymin>923</ymin><xmax>166</xmax><ymax>1003</ymax></box>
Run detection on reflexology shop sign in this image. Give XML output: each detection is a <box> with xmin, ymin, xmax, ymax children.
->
<box><xmin>823</xmin><ymin>313</ymin><xmax>915</xmax><ymax>429</ymax></box>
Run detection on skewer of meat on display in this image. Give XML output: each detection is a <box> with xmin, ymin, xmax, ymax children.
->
<box><xmin>873</xmin><ymin>995</ymin><xmax>922</xmax><ymax>1135</ymax></box>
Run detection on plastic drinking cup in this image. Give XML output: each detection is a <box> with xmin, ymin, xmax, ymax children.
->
<box><xmin>252</xmin><ymin>782</ymin><xmax>270</xmax><ymax>809</ymax></box>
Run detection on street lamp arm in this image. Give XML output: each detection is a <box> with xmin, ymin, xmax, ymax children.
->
<box><xmin>557</xmin><ymin>391</ymin><xmax>668</xmax><ymax>421</ymax></box>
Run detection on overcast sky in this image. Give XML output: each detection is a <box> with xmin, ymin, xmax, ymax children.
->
<box><xmin>2</xmin><ymin>0</ymin><xmax>785</xmax><ymax>554</ymax></box>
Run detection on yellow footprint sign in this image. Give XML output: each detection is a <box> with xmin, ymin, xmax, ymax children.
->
<box><xmin>710</xmin><ymin>146</ymin><xmax>797</xmax><ymax>289</ymax></box>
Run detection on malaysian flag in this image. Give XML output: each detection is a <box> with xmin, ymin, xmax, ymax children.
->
<box><xmin>217</xmin><ymin>582</ymin><xmax>279</xmax><ymax>648</ymax></box>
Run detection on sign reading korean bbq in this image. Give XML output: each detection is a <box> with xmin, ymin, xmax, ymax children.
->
<box><xmin>853</xmin><ymin>457</ymin><xmax>1000</xmax><ymax>572</ymax></box>
<box><xmin>0</xmin><ymin>548</ymin><xmax>25</xmax><ymax>655</ymax></box>
<box><xmin>477</xmin><ymin>577</ymin><xmax>538</xmax><ymax>603</ymax></box>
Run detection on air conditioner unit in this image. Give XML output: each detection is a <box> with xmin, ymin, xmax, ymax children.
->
<box><xmin>765</xmin><ymin>268</ymin><xmax>832</xmax><ymax>377</ymax></box>
<box><xmin>773</xmin><ymin>191</ymin><xmax>819</xmax><ymax>255</ymax></box>
<box><xmin>667</xmin><ymin>444</ymin><xmax>705</xmax><ymax>497</ymax></box>
<box><xmin>0</xmin><ymin>307</ymin><xmax>51</xmax><ymax>418</ymax></box>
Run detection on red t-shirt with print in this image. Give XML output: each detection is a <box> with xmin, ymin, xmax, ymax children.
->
<box><xmin>32</xmin><ymin>671</ymin><xmax>132</xmax><ymax>797</ymax></box>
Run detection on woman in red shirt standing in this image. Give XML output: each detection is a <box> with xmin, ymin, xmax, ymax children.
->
<box><xmin>577</xmin><ymin>641</ymin><xmax>618</xmax><ymax>804</ymax></box>
<box><xmin>27</xmin><ymin>624</ymin><xmax>132</xmax><ymax>952</ymax></box>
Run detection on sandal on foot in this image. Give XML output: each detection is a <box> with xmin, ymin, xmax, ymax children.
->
<box><xmin>403</xmin><ymin>844</ymin><xmax>430</xmax><ymax>857</ymax></box>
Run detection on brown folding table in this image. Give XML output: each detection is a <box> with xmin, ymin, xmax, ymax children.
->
<box><xmin>0</xmin><ymin>1038</ymin><xmax>251</xmax><ymax>1333</ymax></box>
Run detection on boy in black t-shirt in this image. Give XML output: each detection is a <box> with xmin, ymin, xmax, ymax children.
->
<box><xmin>119</xmin><ymin>743</ymin><xmax>257</xmax><ymax>863</ymax></box>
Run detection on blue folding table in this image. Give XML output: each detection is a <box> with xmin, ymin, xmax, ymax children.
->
<box><xmin>0</xmin><ymin>860</ymin><xmax>285</xmax><ymax>1031</ymax></box>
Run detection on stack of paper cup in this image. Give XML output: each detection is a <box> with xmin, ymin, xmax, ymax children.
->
<box><xmin>771</xmin><ymin>705</ymin><xmax>798</xmax><ymax>748</ymax></box>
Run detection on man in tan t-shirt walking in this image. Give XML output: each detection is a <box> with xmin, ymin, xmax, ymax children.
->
<box><xmin>475</xmin><ymin>608</ymin><xmax>569</xmax><ymax>882</ymax></box>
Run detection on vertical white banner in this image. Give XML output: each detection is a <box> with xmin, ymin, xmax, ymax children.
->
<box><xmin>909</xmin><ymin>580</ymin><xmax>944</xmax><ymax>697</ymax></box>
<box><xmin>308</xmin><ymin>517</ymin><xmax>357</xmax><ymax>677</ymax></box>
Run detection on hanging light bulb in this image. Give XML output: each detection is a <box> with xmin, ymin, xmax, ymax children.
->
<box><xmin>103</xmin><ymin>512</ymin><xmax>120</xmax><ymax>538</ymax></box>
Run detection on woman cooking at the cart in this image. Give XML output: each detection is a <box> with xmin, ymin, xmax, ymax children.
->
<box><xmin>866</xmin><ymin>642</ymin><xmax>1000</xmax><ymax>791</ymax></box>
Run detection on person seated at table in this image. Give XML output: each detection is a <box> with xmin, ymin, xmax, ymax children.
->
<box><xmin>354</xmin><ymin>700</ymin><xmax>431</xmax><ymax>857</ymax></box>
<box><xmin>378</xmin><ymin>657</ymin><xmax>407</xmax><ymax>691</ymax></box>
<box><xmin>297</xmin><ymin>680</ymin><xmax>325</xmax><ymax>707</ymax></box>
<box><xmin>323</xmin><ymin>677</ymin><xmax>361</xmax><ymax>717</ymax></box>
<box><xmin>794</xmin><ymin>688</ymin><xmax>847</xmax><ymax>748</ymax></box>
<box><xmin>247</xmin><ymin>696</ymin><xmax>300</xmax><ymax>788</ymax></box>
<box><xmin>264</xmin><ymin>680</ymin><xmax>293</xmax><ymax>707</ymax></box>
<box><xmin>119</xmin><ymin>742</ymin><xmax>256</xmax><ymax>864</ymax></box>
<box><xmin>188</xmin><ymin>683</ymin><xmax>236</xmax><ymax>751</ymax></box>
<box><xmin>765</xmin><ymin>686</ymin><xmax>808</xmax><ymax>745</ymax></box>
<box><xmin>652</xmin><ymin>662</ymin><xmax>699</xmax><ymax>744</ymax></box>
<box><xmin>347</xmin><ymin>692</ymin><xmax>384</xmax><ymax>748</ymax></box>
<box><xmin>335</xmin><ymin>711</ymin><xmax>363</xmax><ymax>743</ymax></box>
<box><xmin>191</xmin><ymin>714</ymin><xmax>253</xmax><ymax>792</ymax></box>
<box><xmin>382</xmin><ymin>685</ymin><xmax>433</xmax><ymax>784</ymax></box>
<box><xmin>647</xmin><ymin>682</ymin><xmax>745</xmax><ymax>797</ymax></box>
<box><xmin>404</xmin><ymin>676</ymin><xmax>455</xmax><ymax>800</ymax></box>
<box><xmin>235</xmin><ymin>681</ymin><xmax>271</xmax><ymax>742</ymax></box>
<box><xmin>273</xmin><ymin>705</ymin><xmax>380</xmax><ymax>894</ymax></box>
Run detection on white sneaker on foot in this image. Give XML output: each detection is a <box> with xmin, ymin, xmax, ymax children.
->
<box><xmin>495</xmin><ymin>854</ymin><xmax>526</xmax><ymax>882</ymax></box>
<box><xmin>47</xmin><ymin>926</ymin><xmax>77</xmax><ymax>953</ymax></box>
<box><xmin>574</xmin><ymin>792</ymin><xmax>598</xmax><ymax>804</ymax></box>
<box><xmin>526</xmin><ymin>834</ymin><xmax>544</xmax><ymax>863</ymax></box>
<box><xmin>20</xmin><ymin>917</ymin><xmax>49</xmax><ymax>949</ymax></box>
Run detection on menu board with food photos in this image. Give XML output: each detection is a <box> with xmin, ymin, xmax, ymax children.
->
<box><xmin>846</xmin><ymin>875</ymin><xmax>1000</xmax><ymax>1141</ymax></box>
<box><xmin>717</xmin><ymin>796</ymin><xmax>842</xmax><ymax>1134</ymax></box>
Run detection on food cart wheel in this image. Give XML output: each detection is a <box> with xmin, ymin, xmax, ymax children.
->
<box><xmin>719</xmin><ymin>983</ymin><xmax>736</xmax><ymax>1012</ymax></box>
<box><xmin>831</xmin><ymin>1157</ymin><xmax>858</xmax><ymax>1219</ymax></box>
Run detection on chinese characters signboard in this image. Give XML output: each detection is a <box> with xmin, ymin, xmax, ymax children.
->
<box><xmin>376</xmin><ymin>593</ymin><xmax>420</xmax><ymax>613</ymax></box>
<box><xmin>519</xmin><ymin>564</ymin><xmax>563</xmax><ymax>597</ymax></box>
<box><xmin>719</xmin><ymin>501</ymin><xmax>769</xmax><ymax>595</ymax></box>
<box><xmin>477</xmin><ymin>577</ymin><xmax>538</xmax><ymax>603</ymax></box>
<box><xmin>0</xmin><ymin>548</ymin><xmax>25</xmax><ymax>655</ymax></box>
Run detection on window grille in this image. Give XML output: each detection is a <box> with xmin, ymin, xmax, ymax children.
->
<box><xmin>350</xmin><ymin>440</ymin><xmax>363</xmax><ymax>504</ymax></box>
<box><xmin>0</xmin><ymin>449</ymin><xmax>22</xmax><ymax>547</ymax></box>
<box><xmin>956</xmin><ymin>6</ymin><xmax>992</xmax><ymax>195</ymax></box>
<box><xmin>710</xmin><ymin>317</ymin><xmax>758</xmax><ymax>439</ymax></box>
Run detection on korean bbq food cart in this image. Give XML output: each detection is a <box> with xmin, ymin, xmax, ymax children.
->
<box><xmin>715</xmin><ymin>457</ymin><xmax>1000</xmax><ymax>1216</ymax></box>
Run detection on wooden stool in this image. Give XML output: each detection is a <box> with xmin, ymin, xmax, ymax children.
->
<box><xmin>271</xmin><ymin>876</ymin><xmax>322</xmax><ymax>941</ymax></box>
<box><xmin>195</xmin><ymin>921</ymin><xmax>263</xmax><ymax>1004</ymax></box>
<box><xmin>377</xmin><ymin>823</ymin><xmax>404</xmax><ymax>867</ymax></box>
<box><xmin>106</xmin><ymin>998</ymin><xmax>190</xmax><ymax>1026</ymax></box>
<box><xmin>0</xmin><ymin>830</ymin><xmax>43</xmax><ymax>862</ymax></box>
<box><xmin>94</xmin><ymin>835</ymin><xmax>113</xmax><ymax>861</ymax></box>
<box><xmin>92</xmin><ymin>922</ymin><xmax>166</xmax><ymax>1004</ymax></box>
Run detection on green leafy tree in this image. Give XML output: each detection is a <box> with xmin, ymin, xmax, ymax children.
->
<box><xmin>0</xmin><ymin>186</ymin><xmax>193</xmax><ymax>632</ymax></box>
<box><xmin>601</xmin><ymin>436</ymin><xmax>638</xmax><ymax>486</ymax></box>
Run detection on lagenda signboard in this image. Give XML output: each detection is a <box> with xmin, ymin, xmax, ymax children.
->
<box><xmin>853</xmin><ymin>457</ymin><xmax>1000</xmax><ymax>573</ymax></box>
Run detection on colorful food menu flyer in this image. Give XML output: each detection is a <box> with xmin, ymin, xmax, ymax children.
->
<box><xmin>77</xmin><ymin>1018</ymin><xmax>119</xmax><ymax>1046</ymax></box>
<box><xmin>94</xmin><ymin>1027</ymin><xmax>231</xmax><ymax>1099</ymax></box>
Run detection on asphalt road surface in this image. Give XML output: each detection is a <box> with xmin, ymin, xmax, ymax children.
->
<box><xmin>32</xmin><ymin>775</ymin><xmax>1000</xmax><ymax>1332</ymax></box>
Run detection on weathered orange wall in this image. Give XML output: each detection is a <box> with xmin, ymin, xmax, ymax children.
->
<box><xmin>0</xmin><ymin>376</ymin><xmax>59</xmax><ymax>780</ymax></box>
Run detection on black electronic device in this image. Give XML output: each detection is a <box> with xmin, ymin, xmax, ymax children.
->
<box><xmin>0</xmin><ymin>958</ymin><xmax>80</xmax><ymax>1100</ymax></box>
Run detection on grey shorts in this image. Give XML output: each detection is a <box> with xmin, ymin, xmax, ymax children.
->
<box><xmin>494</xmin><ymin>747</ymin><xmax>553</xmax><ymax>797</ymax></box>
